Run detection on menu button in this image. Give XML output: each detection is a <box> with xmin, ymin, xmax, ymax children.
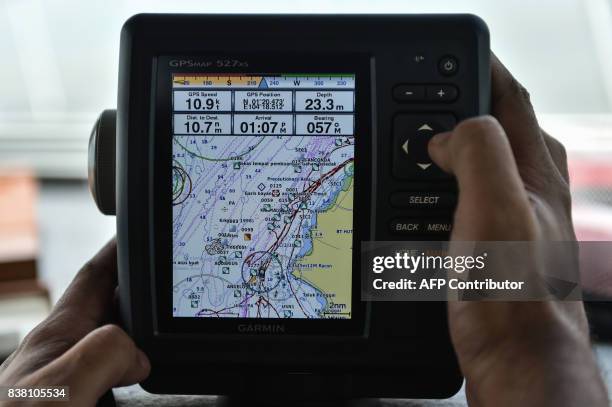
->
<box><xmin>424</xmin><ymin>221</ymin><xmax>453</xmax><ymax>234</ymax></box>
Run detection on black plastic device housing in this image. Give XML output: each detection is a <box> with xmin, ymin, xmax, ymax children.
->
<box><xmin>116</xmin><ymin>13</ymin><xmax>490</xmax><ymax>399</ymax></box>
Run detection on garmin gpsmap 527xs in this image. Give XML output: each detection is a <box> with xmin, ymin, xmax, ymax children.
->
<box><xmin>88</xmin><ymin>14</ymin><xmax>490</xmax><ymax>400</ymax></box>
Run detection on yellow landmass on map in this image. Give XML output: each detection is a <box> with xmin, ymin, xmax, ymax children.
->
<box><xmin>293</xmin><ymin>177</ymin><xmax>353</xmax><ymax>318</ymax></box>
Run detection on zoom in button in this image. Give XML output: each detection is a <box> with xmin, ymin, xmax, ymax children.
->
<box><xmin>426</xmin><ymin>85</ymin><xmax>459</xmax><ymax>102</ymax></box>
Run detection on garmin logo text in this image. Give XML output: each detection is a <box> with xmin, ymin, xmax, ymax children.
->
<box><xmin>237</xmin><ymin>324</ymin><xmax>286</xmax><ymax>334</ymax></box>
<box><xmin>169</xmin><ymin>59</ymin><xmax>249</xmax><ymax>68</ymax></box>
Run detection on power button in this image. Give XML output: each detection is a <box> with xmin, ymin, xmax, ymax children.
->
<box><xmin>439</xmin><ymin>56</ymin><xmax>459</xmax><ymax>76</ymax></box>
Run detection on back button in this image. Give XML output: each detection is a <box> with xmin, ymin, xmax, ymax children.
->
<box><xmin>389</xmin><ymin>219</ymin><xmax>422</xmax><ymax>235</ymax></box>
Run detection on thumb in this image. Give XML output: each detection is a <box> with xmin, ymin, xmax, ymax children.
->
<box><xmin>26</xmin><ymin>325</ymin><xmax>150</xmax><ymax>405</ymax></box>
<box><xmin>428</xmin><ymin>116</ymin><xmax>536</xmax><ymax>241</ymax></box>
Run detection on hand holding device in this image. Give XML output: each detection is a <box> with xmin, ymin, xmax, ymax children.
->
<box><xmin>430</xmin><ymin>57</ymin><xmax>608</xmax><ymax>407</ymax></box>
<box><xmin>0</xmin><ymin>240</ymin><xmax>150</xmax><ymax>406</ymax></box>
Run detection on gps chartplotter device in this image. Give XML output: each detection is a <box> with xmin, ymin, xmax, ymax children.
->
<box><xmin>88</xmin><ymin>14</ymin><xmax>490</xmax><ymax>400</ymax></box>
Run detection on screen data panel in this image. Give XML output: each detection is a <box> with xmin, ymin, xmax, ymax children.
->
<box><xmin>172</xmin><ymin>74</ymin><xmax>355</xmax><ymax>319</ymax></box>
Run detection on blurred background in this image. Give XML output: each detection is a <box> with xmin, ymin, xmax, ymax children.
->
<box><xmin>0</xmin><ymin>0</ymin><xmax>611</xmax><ymax>356</ymax></box>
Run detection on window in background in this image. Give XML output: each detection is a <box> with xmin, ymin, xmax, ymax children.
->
<box><xmin>0</xmin><ymin>0</ymin><xmax>610</xmax><ymax>176</ymax></box>
<box><xmin>0</xmin><ymin>0</ymin><xmax>610</xmax><ymax>304</ymax></box>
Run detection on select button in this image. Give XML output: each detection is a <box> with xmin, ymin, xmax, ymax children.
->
<box><xmin>390</xmin><ymin>192</ymin><xmax>457</xmax><ymax>209</ymax></box>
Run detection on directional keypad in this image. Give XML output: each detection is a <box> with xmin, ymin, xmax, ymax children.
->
<box><xmin>392</xmin><ymin>114</ymin><xmax>456</xmax><ymax>180</ymax></box>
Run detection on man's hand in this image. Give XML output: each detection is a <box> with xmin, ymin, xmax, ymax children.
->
<box><xmin>0</xmin><ymin>240</ymin><xmax>150</xmax><ymax>406</ymax></box>
<box><xmin>428</xmin><ymin>56</ymin><xmax>608</xmax><ymax>406</ymax></box>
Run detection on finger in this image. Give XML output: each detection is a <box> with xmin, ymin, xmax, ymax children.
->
<box><xmin>53</xmin><ymin>239</ymin><xmax>118</xmax><ymax>326</ymax></box>
<box><xmin>429</xmin><ymin>116</ymin><xmax>524</xmax><ymax>196</ymax></box>
<box><xmin>25</xmin><ymin>325</ymin><xmax>150</xmax><ymax>405</ymax></box>
<box><xmin>465</xmin><ymin>381</ymin><xmax>484</xmax><ymax>407</ymax></box>
<box><xmin>22</xmin><ymin>239</ymin><xmax>119</xmax><ymax>353</ymax></box>
<box><xmin>429</xmin><ymin>116</ymin><xmax>537</xmax><ymax>240</ymax></box>
<box><xmin>541</xmin><ymin>129</ymin><xmax>570</xmax><ymax>184</ymax></box>
<box><xmin>491</xmin><ymin>54</ymin><xmax>557</xmax><ymax>185</ymax></box>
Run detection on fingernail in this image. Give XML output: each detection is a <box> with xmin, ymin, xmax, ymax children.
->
<box><xmin>137</xmin><ymin>349</ymin><xmax>150</xmax><ymax>370</ymax></box>
<box><xmin>430</xmin><ymin>132</ymin><xmax>451</xmax><ymax>146</ymax></box>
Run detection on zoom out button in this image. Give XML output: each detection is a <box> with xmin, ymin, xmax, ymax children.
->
<box><xmin>393</xmin><ymin>85</ymin><xmax>426</xmax><ymax>102</ymax></box>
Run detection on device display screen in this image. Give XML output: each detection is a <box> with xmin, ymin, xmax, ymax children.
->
<box><xmin>171</xmin><ymin>73</ymin><xmax>355</xmax><ymax>320</ymax></box>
